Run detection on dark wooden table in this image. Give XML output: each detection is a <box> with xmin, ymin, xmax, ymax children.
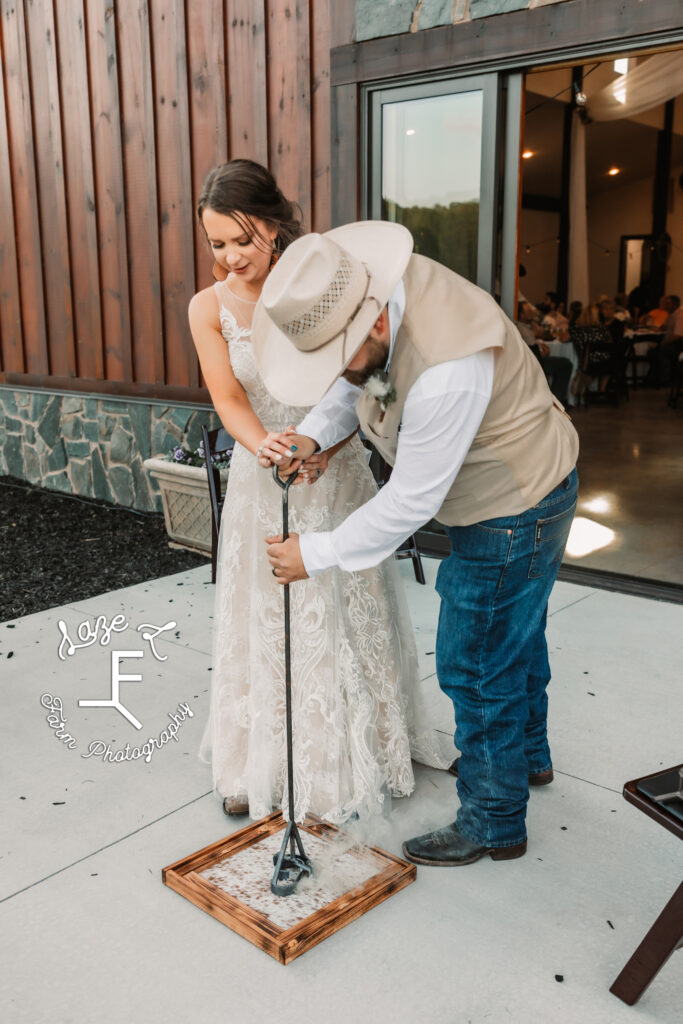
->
<box><xmin>610</xmin><ymin>764</ymin><xmax>683</xmax><ymax>1006</ymax></box>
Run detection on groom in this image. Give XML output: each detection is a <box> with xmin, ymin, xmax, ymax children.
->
<box><xmin>253</xmin><ymin>222</ymin><xmax>579</xmax><ymax>867</ymax></box>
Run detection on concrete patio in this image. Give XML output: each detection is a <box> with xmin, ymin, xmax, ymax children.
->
<box><xmin>1</xmin><ymin>558</ymin><xmax>681</xmax><ymax>1023</ymax></box>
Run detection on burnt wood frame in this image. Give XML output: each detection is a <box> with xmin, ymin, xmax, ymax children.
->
<box><xmin>162</xmin><ymin>811</ymin><xmax>416</xmax><ymax>964</ymax></box>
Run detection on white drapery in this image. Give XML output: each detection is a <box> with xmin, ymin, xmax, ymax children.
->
<box><xmin>588</xmin><ymin>50</ymin><xmax>683</xmax><ymax>122</ymax></box>
<box><xmin>567</xmin><ymin>51</ymin><xmax>683</xmax><ymax>306</ymax></box>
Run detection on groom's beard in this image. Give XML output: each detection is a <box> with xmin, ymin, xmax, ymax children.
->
<box><xmin>342</xmin><ymin>338</ymin><xmax>389</xmax><ymax>387</ymax></box>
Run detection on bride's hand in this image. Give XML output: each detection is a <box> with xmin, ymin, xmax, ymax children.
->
<box><xmin>256</xmin><ymin>429</ymin><xmax>300</xmax><ymax>469</ymax></box>
<box><xmin>263</xmin><ymin>429</ymin><xmax>318</xmax><ymax>468</ymax></box>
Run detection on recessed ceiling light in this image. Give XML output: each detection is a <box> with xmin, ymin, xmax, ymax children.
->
<box><xmin>608</xmin><ymin>167</ymin><xmax>621</xmax><ymax>176</ymax></box>
<box><xmin>522</xmin><ymin>150</ymin><xmax>534</xmax><ymax>159</ymax></box>
<box><xmin>405</xmin><ymin>128</ymin><xmax>416</xmax><ymax>136</ymax></box>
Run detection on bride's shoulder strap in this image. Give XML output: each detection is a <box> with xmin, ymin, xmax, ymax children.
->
<box><xmin>213</xmin><ymin>279</ymin><xmax>231</xmax><ymax>307</ymax></box>
<box><xmin>213</xmin><ymin>282</ymin><xmax>253</xmax><ymax>341</ymax></box>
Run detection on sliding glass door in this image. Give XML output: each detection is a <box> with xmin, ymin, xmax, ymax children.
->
<box><xmin>364</xmin><ymin>72</ymin><xmax>522</xmax><ymax>551</ymax></box>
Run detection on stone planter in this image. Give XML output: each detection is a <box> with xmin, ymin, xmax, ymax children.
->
<box><xmin>143</xmin><ymin>457</ymin><xmax>229</xmax><ymax>554</ymax></box>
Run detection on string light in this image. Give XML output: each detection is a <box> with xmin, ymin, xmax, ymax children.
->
<box><xmin>522</xmin><ymin>236</ymin><xmax>613</xmax><ymax>257</ymax></box>
<box><xmin>522</xmin><ymin>236</ymin><xmax>566</xmax><ymax>254</ymax></box>
<box><xmin>525</xmin><ymin>63</ymin><xmax>601</xmax><ymax>116</ymax></box>
<box><xmin>581</xmin><ymin>238</ymin><xmax>614</xmax><ymax>257</ymax></box>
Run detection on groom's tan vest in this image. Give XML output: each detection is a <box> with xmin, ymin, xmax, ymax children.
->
<box><xmin>355</xmin><ymin>254</ymin><xmax>579</xmax><ymax>526</ymax></box>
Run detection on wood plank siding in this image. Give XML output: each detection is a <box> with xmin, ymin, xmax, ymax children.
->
<box><xmin>0</xmin><ymin>0</ymin><xmax>355</xmax><ymax>401</ymax></box>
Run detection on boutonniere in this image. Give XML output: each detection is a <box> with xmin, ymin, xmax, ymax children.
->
<box><xmin>364</xmin><ymin>370</ymin><xmax>397</xmax><ymax>423</ymax></box>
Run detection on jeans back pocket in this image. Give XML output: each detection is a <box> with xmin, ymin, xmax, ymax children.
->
<box><xmin>528</xmin><ymin>502</ymin><xmax>576</xmax><ymax>579</ymax></box>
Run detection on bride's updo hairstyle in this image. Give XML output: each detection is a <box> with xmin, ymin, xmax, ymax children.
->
<box><xmin>197</xmin><ymin>159</ymin><xmax>303</xmax><ymax>255</ymax></box>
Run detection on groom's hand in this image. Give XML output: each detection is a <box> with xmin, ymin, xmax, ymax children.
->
<box><xmin>265</xmin><ymin>533</ymin><xmax>309</xmax><ymax>584</ymax></box>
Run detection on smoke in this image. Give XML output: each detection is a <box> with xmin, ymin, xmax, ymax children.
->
<box><xmin>295</xmin><ymin>783</ymin><xmax>453</xmax><ymax>901</ymax></box>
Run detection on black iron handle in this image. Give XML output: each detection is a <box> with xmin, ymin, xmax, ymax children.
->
<box><xmin>271</xmin><ymin>463</ymin><xmax>297</xmax><ymax>492</ymax></box>
<box><xmin>272</xmin><ymin>464</ymin><xmax>296</xmax><ymax>542</ymax></box>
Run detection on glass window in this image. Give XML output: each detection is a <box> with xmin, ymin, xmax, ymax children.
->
<box><xmin>381</xmin><ymin>90</ymin><xmax>484</xmax><ymax>283</ymax></box>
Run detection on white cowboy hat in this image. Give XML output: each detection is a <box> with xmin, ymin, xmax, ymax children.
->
<box><xmin>252</xmin><ymin>221</ymin><xmax>413</xmax><ymax>406</ymax></box>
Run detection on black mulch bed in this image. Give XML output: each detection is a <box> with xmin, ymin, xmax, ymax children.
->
<box><xmin>1</xmin><ymin>476</ymin><xmax>209</xmax><ymax>622</ymax></box>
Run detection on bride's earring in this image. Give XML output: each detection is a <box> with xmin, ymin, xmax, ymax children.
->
<box><xmin>269</xmin><ymin>241</ymin><xmax>281</xmax><ymax>271</ymax></box>
<box><xmin>212</xmin><ymin>261</ymin><xmax>228</xmax><ymax>282</ymax></box>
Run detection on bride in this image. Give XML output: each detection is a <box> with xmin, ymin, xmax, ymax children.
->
<box><xmin>189</xmin><ymin>159</ymin><xmax>443</xmax><ymax>824</ymax></box>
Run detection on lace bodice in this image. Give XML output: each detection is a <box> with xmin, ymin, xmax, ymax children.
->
<box><xmin>215</xmin><ymin>281</ymin><xmax>311</xmax><ymax>431</ymax></box>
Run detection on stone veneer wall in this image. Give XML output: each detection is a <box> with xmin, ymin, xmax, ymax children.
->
<box><xmin>355</xmin><ymin>0</ymin><xmax>568</xmax><ymax>40</ymax></box>
<box><xmin>0</xmin><ymin>387</ymin><xmax>222</xmax><ymax>513</ymax></box>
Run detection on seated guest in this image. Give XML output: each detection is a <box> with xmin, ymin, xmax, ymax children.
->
<box><xmin>571</xmin><ymin>304</ymin><xmax>616</xmax><ymax>395</ymax></box>
<box><xmin>613</xmin><ymin>293</ymin><xmax>631</xmax><ymax>324</ymax></box>
<box><xmin>516</xmin><ymin>301</ymin><xmax>544</xmax><ymax>348</ymax></box>
<box><xmin>640</xmin><ymin>296</ymin><xmax>670</xmax><ymax>329</ymax></box>
<box><xmin>517</xmin><ymin>301</ymin><xmax>572</xmax><ymax>404</ymax></box>
<box><xmin>541</xmin><ymin>291</ymin><xmax>569</xmax><ymax>337</ymax></box>
<box><xmin>560</xmin><ymin>301</ymin><xmax>583</xmax><ymax>337</ymax></box>
<box><xmin>600</xmin><ymin>300</ymin><xmax>626</xmax><ymax>347</ymax></box>
<box><xmin>600</xmin><ymin>300</ymin><xmax>628</xmax><ymax>395</ymax></box>
<box><xmin>569</xmin><ymin>300</ymin><xmax>583</xmax><ymax>322</ymax></box>
<box><xmin>656</xmin><ymin>295</ymin><xmax>683</xmax><ymax>386</ymax></box>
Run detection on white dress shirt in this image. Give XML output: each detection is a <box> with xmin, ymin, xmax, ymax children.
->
<box><xmin>297</xmin><ymin>282</ymin><xmax>495</xmax><ymax>575</ymax></box>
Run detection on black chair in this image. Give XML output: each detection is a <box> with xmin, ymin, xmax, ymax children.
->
<box><xmin>626</xmin><ymin>331</ymin><xmax>660</xmax><ymax>390</ymax></box>
<box><xmin>570</xmin><ymin>325</ymin><xmax>628</xmax><ymax>407</ymax></box>
<box><xmin>201</xmin><ymin>425</ymin><xmax>232</xmax><ymax>583</ymax></box>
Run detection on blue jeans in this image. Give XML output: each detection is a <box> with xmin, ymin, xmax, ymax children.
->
<box><xmin>435</xmin><ymin>468</ymin><xmax>578</xmax><ymax>847</ymax></box>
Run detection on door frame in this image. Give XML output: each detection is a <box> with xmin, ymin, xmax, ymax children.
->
<box><xmin>331</xmin><ymin>0</ymin><xmax>683</xmax><ymax>229</ymax></box>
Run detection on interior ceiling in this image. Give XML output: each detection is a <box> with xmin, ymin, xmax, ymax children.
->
<box><xmin>522</xmin><ymin>92</ymin><xmax>683</xmax><ymax>201</ymax></box>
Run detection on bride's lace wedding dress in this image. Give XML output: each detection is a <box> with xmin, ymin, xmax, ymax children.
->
<box><xmin>199</xmin><ymin>280</ymin><xmax>444</xmax><ymax>823</ymax></box>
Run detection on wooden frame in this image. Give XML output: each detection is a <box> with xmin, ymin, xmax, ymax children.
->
<box><xmin>162</xmin><ymin>812</ymin><xmax>416</xmax><ymax>965</ymax></box>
